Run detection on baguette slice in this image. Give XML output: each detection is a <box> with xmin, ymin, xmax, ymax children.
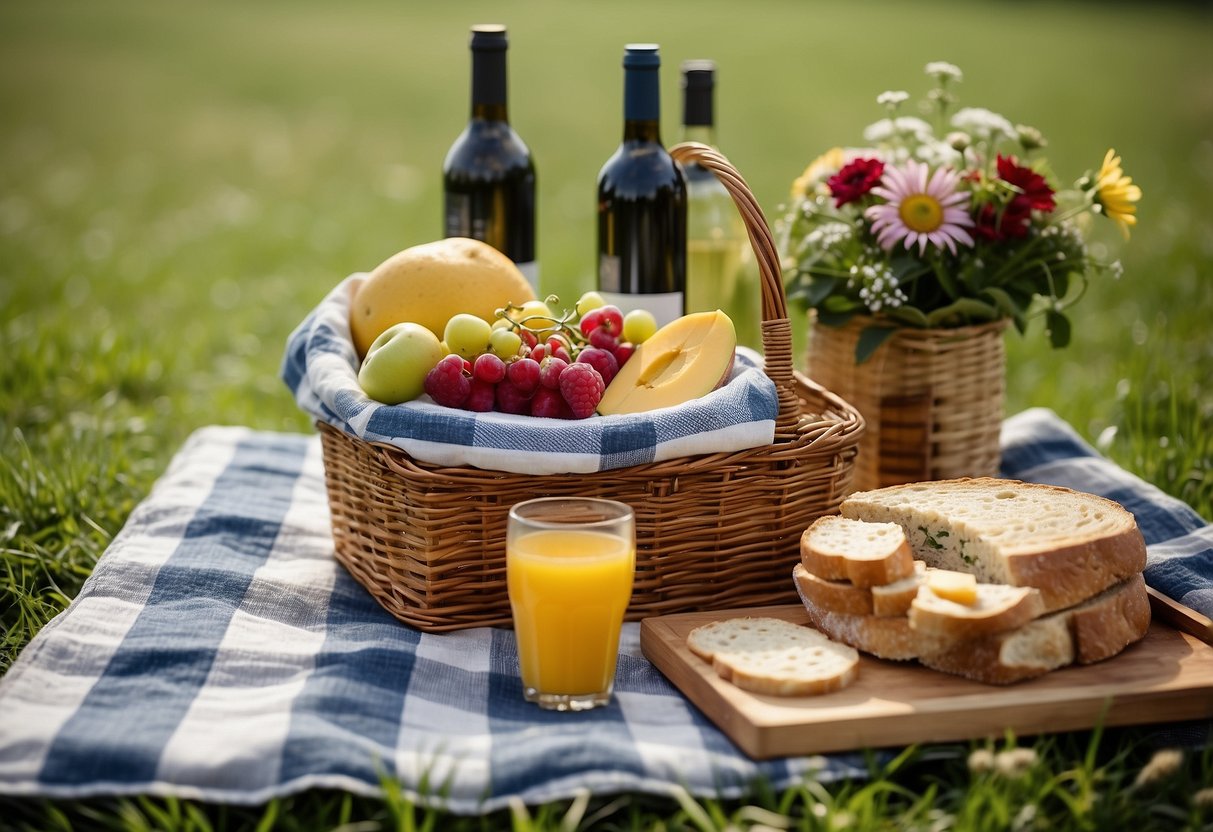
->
<box><xmin>918</xmin><ymin>573</ymin><xmax>1150</xmax><ymax>685</ymax></box>
<box><xmin>800</xmin><ymin>515</ymin><xmax>915</xmax><ymax>588</ymax></box>
<box><xmin>841</xmin><ymin>477</ymin><xmax>1147</xmax><ymax>611</ymax></box>
<box><xmin>687</xmin><ymin>617</ymin><xmax>859</xmax><ymax>696</ymax></box>
<box><xmin>793</xmin><ymin>564</ymin><xmax>920</xmax><ymax>660</ymax></box>
<box><xmin>909</xmin><ymin>582</ymin><xmax>1046</xmax><ymax>649</ymax></box>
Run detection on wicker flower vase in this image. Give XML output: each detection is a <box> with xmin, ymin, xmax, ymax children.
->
<box><xmin>806</xmin><ymin>315</ymin><xmax>1008</xmax><ymax>491</ymax></box>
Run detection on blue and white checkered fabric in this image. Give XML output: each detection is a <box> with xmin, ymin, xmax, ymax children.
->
<box><xmin>0</xmin><ymin>408</ymin><xmax>1208</xmax><ymax>811</ymax></box>
<box><xmin>280</xmin><ymin>276</ymin><xmax>779</xmax><ymax>475</ymax></box>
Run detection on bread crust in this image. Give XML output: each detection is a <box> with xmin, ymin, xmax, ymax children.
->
<box><xmin>917</xmin><ymin>574</ymin><xmax>1150</xmax><ymax>684</ymax></box>
<box><xmin>794</xmin><ymin>565</ymin><xmax>919</xmax><ymax>660</ymax></box>
<box><xmin>841</xmin><ymin>477</ymin><xmax>1148</xmax><ymax>612</ymax></box>
<box><xmin>800</xmin><ymin>517</ymin><xmax>915</xmax><ymax>588</ymax></box>
<box><xmin>794</xmin><ymin>568</ymin><xmax>874</xmax><ymax>616</ymax></box>
<box><xmin>1006</xmin><ymin>527</ymin><xmax>1146</xmax><ymax>612</ymax></box>
<box><xmin>909</xmin><ymin>585</ymin><xmax>1046</xmax><ymax>647</ymax></box>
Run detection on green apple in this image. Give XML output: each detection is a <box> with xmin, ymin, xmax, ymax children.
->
<box><xmin>357</xmin><ymin>322</ymin><xmax>447</xmax><ymax>405</ymax></box>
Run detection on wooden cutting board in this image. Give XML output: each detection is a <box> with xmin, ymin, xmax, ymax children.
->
<box><xmin>640</xmin><ymin>603</ymin><xmax>1213</xmax><ymax>760</ymax></box>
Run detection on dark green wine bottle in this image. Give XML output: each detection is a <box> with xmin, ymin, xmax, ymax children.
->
<box><xmin>596</xmin><ymin>43</ymin><xmax>686</xmax><ymax>326</ymax></box>
<box><xmin>443</xmin><ymin>24</ymin><xmax>538</xmax><ymax>289</ymax></box>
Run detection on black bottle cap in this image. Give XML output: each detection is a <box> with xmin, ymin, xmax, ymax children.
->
<box><xmin>682</xmin><ymin>59</ymin><xmax>715</xmax><ymax>127</ymax></box>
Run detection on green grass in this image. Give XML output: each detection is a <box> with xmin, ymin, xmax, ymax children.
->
<box><xmin>2</xmin><ymin>0</ymin><xmax>1212</xmax><ymax>828</ymax></box>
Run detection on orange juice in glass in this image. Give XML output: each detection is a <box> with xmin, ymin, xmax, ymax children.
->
<box><xmin>506</xmin><ymin>497</ymin><xmax>635</xmax><ymax>711</ymax></box>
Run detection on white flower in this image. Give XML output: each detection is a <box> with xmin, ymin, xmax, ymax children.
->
<box><xmin>925</xmin><ymin>61</ymin><xmax>963</xmax><ymax>81</ymax></box>
<box><xmin>863</xmin><ymin>116</ymin><xmax>934</xmax><ymax>144</ymax></box>
<box><xmin>951</xmin><ymin>107</ymin><xmax>1016</xmax><ymax>142</ymax></box>
<box><xmin>877</xmin><ymin>90</ymin><xmax>910</xmax><ymax>107</ymax></box>
<box><xmin>994</xmin><ymin>747</ymin><xmax>1038</xmax><ymax>778</ymax></box>
<box><xmin>916</xmin><ymin>139</ymin><xmax>963</xmax><ymax>167</ymax></box>
<box><xmin>1134</xmin><ymin>749</ymin><xmax>1183</xmax><ymax>788</ymax></box>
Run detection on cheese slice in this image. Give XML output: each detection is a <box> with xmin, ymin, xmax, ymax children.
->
<box><xmin>926</xmin><ymin>569</ymin><xmax>978</xmax><ymax>605</ymax></box>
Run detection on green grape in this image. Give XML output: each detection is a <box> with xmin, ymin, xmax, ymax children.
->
<box><xmin>443</xmin><ymin>313</ymin><xmax>493</xmax><ymax>359</ymax></box>
<box><xmin>575</xmin><ymin>291</ymin><xmax>605</xmax><ymax>317</ymax></box>
<box><xmin>623</xmin><ymin>309</ymin><xmax>658</xmax><ymax>344</ymax></box>
<box><xmin>488</xmin><ymin>327</ymin><xmax>523</xmax><ymax>359</ymax></box>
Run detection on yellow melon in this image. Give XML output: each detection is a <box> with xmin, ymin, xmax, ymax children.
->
<box><xmin>597</xmin><ymin>310</ymin><xmax>736</xmax><ymax>415</ymax></box>
<box><xmin>349</xmin><ymin>237</ymin><xmax>535</xmax><ymax>358</ymax></box>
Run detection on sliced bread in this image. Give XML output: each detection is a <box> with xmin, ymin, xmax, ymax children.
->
<box><xmin>800</xmin><ymin>515</ymin><xmax>915</xmax><ymax>588</ymax></box>
<box><xmin>909</xmin><ymin>582</ymin><xmax>1046</xmax><ymax>649</ymax></box>
<box><xmin>686</xmin><ymin>617</ymin><xmax>860</xmax><ymax>696</ymax></box>
<box><xmin>796</xmin><ymin>561</ymin><xmax>928</xmax><ymax>618</ymax></box>
<box><xmin>840</xmin><ymin>477</ymin><xmax>1147</xmax><ymax>611</ymax></box>
<box><xmin>918</xmin><ymin>573</ymin><xmax>1151</xmax><ymax>684</ymax></box>
<box><xmin>793</xmin><ymin>565</ymin><xmax>920</xmax><ymax>660</ymax></box>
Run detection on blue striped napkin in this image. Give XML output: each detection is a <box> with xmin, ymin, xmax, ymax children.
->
<box><xmin>0</xmin><ymin>408</ymin><xmax>1207</xmax><ymax>811</ymax></box>
<box><xmin>281</xmin><ymin>276</ymin><xmax>778</xmax><ymax>475</ymax></box>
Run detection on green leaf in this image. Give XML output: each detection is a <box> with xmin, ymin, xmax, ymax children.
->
<box><xmin>981</xmin><ymin>286</ymin><xmax>1027</xmax><ymax>331</ymax></box>
<box><xmin>802</xmin><ymin>275</ymin><xmax>838</xmax><ymax>307</ymax></box>
<box><xmin>924</xmin><ymin>297</ymin><xmax>1001</xmax><ymax>327</ymax></box>
<box><xmin>933</xmin><ymin>264</ymin><xmax>961</xmax><ymax>299</ymax></box>
<box><xmin>884</xmin><ymin>305</ymin><xmax>930</xmax><ymax>327</ymax></box>
<box><xmin>1046</xmin><ymin>309</ymin><xmax>1071</xmax><ymax>348</ymax></box>
<box><xmin>816</xmin><ymin>310</ymin><xmax>857</xmax><ymax>328</ymax></box>
<box><xmin>855</xmin><ymin>325</ymin><xmax>898</xmax><ymax>364</ymax></box>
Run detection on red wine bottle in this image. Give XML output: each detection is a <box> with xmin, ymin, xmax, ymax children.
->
<box><xmin>443</xmin><ymin>24</ymin><xmax>537</xmax><ymax>289</ymax></box>
<box><xmin>596</xmin><ymin>44</ymin><xmax>686</xmax><ymax>327</ymax></box>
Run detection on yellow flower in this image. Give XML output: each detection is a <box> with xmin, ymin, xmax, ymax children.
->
<box><xmin>792</xmin><ymin>147</ymin><xmax>846</xmax><ymax>198</ymax></box>
<box><xmin>1095</xmin><ymin>148</ymin><xmax>1142</xmax><ymax>239</ymax></box>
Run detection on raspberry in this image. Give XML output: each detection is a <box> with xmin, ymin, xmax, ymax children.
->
<box><xmin>506</xmin><ymin>357</ymin><xmax>541</xmax><ymax>393</ymax></box>
<box><xmin>463</xmin><ymin>379</ymin><xmax>497</xmax><ymax>412</ymax></box>
<box><xmin>558</xmin><ymin>362</ymin><xmax>605</xmax><ymax>419</ymax></box>
<box><xmin>612</xmin><ymin>341</ymin><xmax>635</xmax><ymax>367</ymax></box>
<box><xmin>472</xmin><ymin>352</ymin><xmax>506</xmax><ymax>384</ymax></box>
<box><xmin>531</xmin><ymin>387</ymin><xmax>571</xmax><ymax>419</ymax></box>
<box><xmin>424</xmin><ymin>354</ymin><xmax>471</xmax><ymax>407</ymax></box>
<box><xmin>538</xmin><ymin>356</ymin><xmax>568</xmax><ymax>389</ymax></box>
<box><xmin>575</xmin><ymin>346</ymin><xmax>618</xmax><ymax>387</ymax></box>
<box><xmin>495</xmin><ymin>379</ymin><xmax>532</xmax><ymax>415</ymax></box>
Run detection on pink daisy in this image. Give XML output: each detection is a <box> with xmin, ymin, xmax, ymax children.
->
<box><xmin>865</xmin><ymin>159</ymin><xmax>975</xmax><ymax>255</ymax></box>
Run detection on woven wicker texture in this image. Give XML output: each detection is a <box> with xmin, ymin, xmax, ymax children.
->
<box><xmin>807</xmin><ymin>315</ymin><xmax>1007</xmax><ymax>491</ymax></box>
<box><xmin>319</xmin><ymin>143</ymin><xmax>863</xmax><ymax>631</ymax></box>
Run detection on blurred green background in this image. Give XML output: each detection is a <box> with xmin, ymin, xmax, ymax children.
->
<box><xmin>1</xmin><ymin>0</ymin><xmax>1212</xmax><ymax>825</ymax></box>
<box><xmin>1</xmin><ymin>0</ymin><xmax>1211</xmax><ymax>520</ymax></box>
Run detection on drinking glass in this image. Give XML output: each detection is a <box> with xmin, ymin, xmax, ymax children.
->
<box><xmin>506</xmin><ymin>497</ymin><xmax>636</xmax><ymax>711</ymax></box>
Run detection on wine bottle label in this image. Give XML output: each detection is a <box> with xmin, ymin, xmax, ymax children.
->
<box><xmin>599</xmin><ymin>291</ymin><xmax>684</xmax><ymax>329</ymax></box>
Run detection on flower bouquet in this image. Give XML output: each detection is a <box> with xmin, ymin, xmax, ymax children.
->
<box><xmin>778</xmin><ymin>62</ymin><xmax>1141</xmax><ymax>488</ymax></box>
<box><xmin>779</xmin><ymin>61</ymin><xmax>1141</xmax><ymax>363</ymax></box>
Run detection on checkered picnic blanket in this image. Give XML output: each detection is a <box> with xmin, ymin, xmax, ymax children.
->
<box><xmin>0</xmin><ymin>408</ymin><xmax>1208</xmax><ymax>812</ymax></box>
<box><xmin>281</xmin><ymin>275</ymin><xmax>778</xmax><ymax>475</ymax></box>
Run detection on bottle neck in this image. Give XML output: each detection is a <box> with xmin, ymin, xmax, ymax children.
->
<box><xmin>680</xmin><ymin>124</ymin><xmax>717</xmax><ymax>147</ymax></box>
<box><xmin>471</xmin><ymin>47</ymin><xmax>508</xmax><ymax>121</ymax></box>
<box><xmin>622</xmin><ymin>66</ymin><xmax>660</xmax><ymax>142</ymax></box>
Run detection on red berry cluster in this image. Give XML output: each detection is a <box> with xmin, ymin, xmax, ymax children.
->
<box><xmin>422</xmin><ymin>300</ymin><xmax>638</xmax><ymax>420</ymax></box>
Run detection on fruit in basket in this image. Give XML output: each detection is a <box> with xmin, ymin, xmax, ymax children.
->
<box><xmin>358</xmin><ymin>322</ymin><xmax>448</xmax><ymax>405</ymax></box>
<box><xmin>444</xmin><ymin>313</ymin><xmax>493</xmax><ymax>359</ymax></box>
<box><xmin>597</xmin><ymin>310</ymin><xmax>736</xmax><ymax>415</ymax></box>
<box><xmin>349</xmin><ymin>237</ymin><xmax>535</xmax><ymax>357</ymax></box>
<box><xmin>559</xmin><ymin>362</ymin><xmax>606</xmax><ymax>419</ymax></box>
<box><xmin>424</xmin><ymin>354</ymin><xmax>471</xmax><ymax>407</ymax></box>
<box><xmin>622</xmin><ymin>309</ymin><xmax>658</xmax><ymax>344</ymax></box>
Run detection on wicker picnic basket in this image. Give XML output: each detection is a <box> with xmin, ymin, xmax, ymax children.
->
<box><xmin>318</xmin><ymin>142</ymin><xmax>864</xmax><ymax>632</ymax></box>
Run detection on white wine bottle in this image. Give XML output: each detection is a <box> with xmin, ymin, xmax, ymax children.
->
<box><xmin>443</xmin><ymin>25</ymin><xmax>538</xmax><ymax>289</ymax></box>
<box><xmin>596</xmin><ymin>44</ymin><xmax>686</xmax><ymax>327</ymax></box>
<box><xmin>680</xmin><ymin>60</ymin><xmax>759</xmax><ymax>350</ymax></box>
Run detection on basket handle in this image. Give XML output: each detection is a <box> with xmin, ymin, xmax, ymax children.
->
<box><xmin>669</xmin><ymin>141</ymin><xmax>800</xmax><ymax>431</ymax></box>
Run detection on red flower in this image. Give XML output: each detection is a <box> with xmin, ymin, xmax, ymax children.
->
<box><xmin>974</xmin><ymin>201</ymin><xmax>1031</xmax><ymax>241</ymax></box>
<box><xmin>996</xmin><ymin>155</ymin><xmax>1056</xmax><ymax>213</ymax></box>
<box><xmin>828</xmin><ymin>158</ymin><xmax>885</xmax><ymax>207</ymax></box>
